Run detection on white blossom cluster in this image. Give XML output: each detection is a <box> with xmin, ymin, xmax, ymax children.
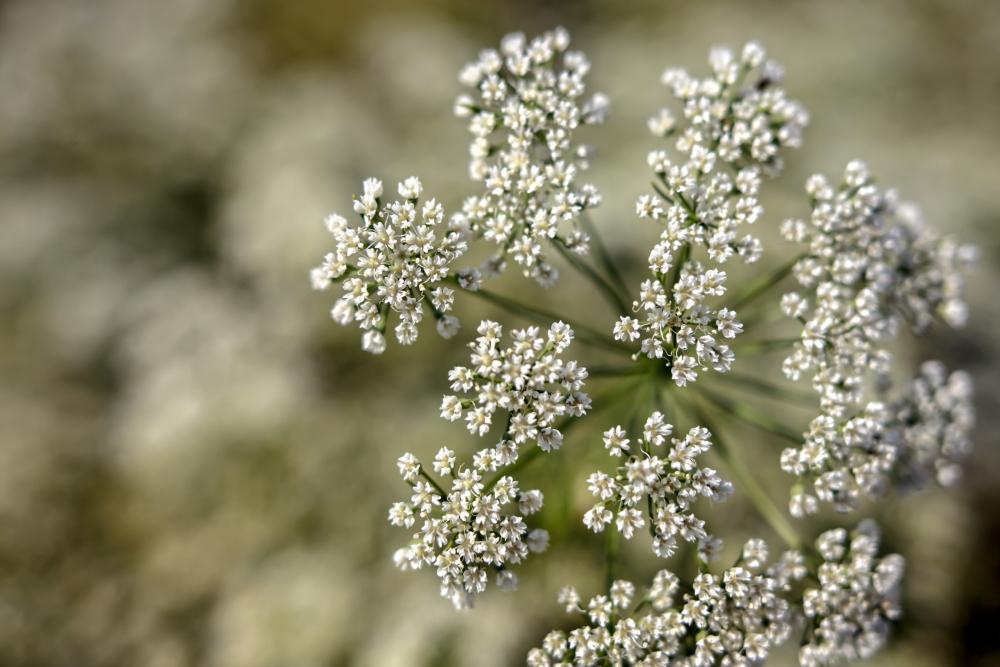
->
<box><xmin>583</xmin><ymin>413</ymin><xmax>732</xmax><ymax>559</ymax></box>
<box><xmin>451</xmin><ymin>27</ymin><xmax>608</xmax><ymax>286</ymax></box>
<box><xmin>390</xmin><ymin>451</ymin><xmax>549</xmax><ymax>610</ymax></box>
<box><xmin>618</xmin><ymin>42</ymin><xmax>808</xmax><ymax>384</ymax></box>
<box><xmin>614</xmin><ymin>263</ymin><xmax>741</xmax><ymax>386</ymax></box>
<box><xmin>782</xmin><ymin>401</ymin><xmax>893</xmax><ymax>517</ymax></box>
<box><xmin>310</xmin><ymin>177</ymin><xmax>468</xmax><ymax>353</ymax></box>
<box><xmin>799</xmin><ymin>521</ymin><xmax>905</xmax><ymax>666</ymax></box>
<box><xmin>886</xmin><ymin>361</ymin><xmax>975</xmax><ymax>491</ymax></box>
<box><xmin>527</xmin><ymin>540</ymin><xmax>806</xmax><ymax>666</ymax></box>
<box><xmin>781</xmin><ymin>160</ymin><xmax>975</xmax><ymax>410</ymax></box>
<box><xmin>782</xmin><ymin>360</ymin><xmax>975</xmax><ymax>516</ymax></box>
<box><xmin>440</xmin><ymin>320</ymin><xmax>590</xmax><ymax>458</ymax></box>
<box><xmin>778</xmin><ymin>160</ymin><xmax>977</xmax><ymax>515</ymax></box>
<box><xmin>325</xmin><ymin>32</ymin><xmax>978</xmax><ymax>667</ymax></box>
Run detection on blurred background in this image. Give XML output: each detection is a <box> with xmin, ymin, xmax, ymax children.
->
<box><xmin>0</xmin><ymin>0</ymin><xmax>998</xmax><ymax>665</ymax></box>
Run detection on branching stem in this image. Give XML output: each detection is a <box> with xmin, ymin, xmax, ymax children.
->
<box><xmin>579</xmin><ymin>211</ymin><xmax>631</xmax><ymax>301</ymax></box>
<box><xmin>688</xmin><ymin>397</ymin><xmax>803</xmax><ymax>551</ymax></box>
<box><xmin>417</xmin><ymin>468</ymin><xmax>449</xmax><ymax>499</ymax></box>
<box><xmin>697</xmin><ymin>386</ymin><xmax>804</xmax><ymax>445</ymax></box>
<box><xmin>730</xmin><ymin>253</ymin><xmax>803</xmax><ymax>311</ymax></box>
<box><xmin>705</xmin><ymin>372</ymin><xmax>816</xmax><ymax>405</ymax></box>
<box><xmin>454</xmin><ymin>279</ymin><xmax>629</xmax><ymax>354</ymax></box>
<box><xmin>553</xmin><ymin>237</ymin><xmax>631</xmax><ymax>316</ymax></box>
<box><xmin>482</xmin><ymin>379</ymin><xmax>642</xmax><ymax>492</ymax></box>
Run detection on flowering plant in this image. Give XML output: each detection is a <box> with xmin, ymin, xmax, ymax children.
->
<box><xmin>312</xmin><ymin>28</ymin><xmax>975</xmax><ymax>666</ymax></box>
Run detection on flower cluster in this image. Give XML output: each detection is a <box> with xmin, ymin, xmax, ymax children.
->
<box><xmin>886</xmin><ymin>360</ymin><xmax>975</xmax><ymax>490</ymax></box>
<box><xmin>656</xmin><ymin>41</ymin><xmax>808</xmax><ymax>178</ymax></box>
<box><xmin>619</xmin><ymin>42</ymin><xmax>808</xmax><ymax>384</ymax></box>
<box><xmin>451</xmin><ymin>27</ymin><xmax>608</xmax><ymax>286</ymax></box>
<box><xmin>390</xmin><ymin>451</ymin><xmax>549</xmax><ymax>610</ymax></box>
<box><xmin>351</xmin><ymin>31</ymin><xmax>977</xmax><ymax>667</ymax></box>
<box><xmin>527</xmin><ymin>540</ymin><xmax>805</xmax><ymax>666</ymax></box>
<box><xmin>311</xmin><ymin>177</ymin><xmax>468</xmax><ymax>353</ymax></box>
<box><xmin>614</xmin><ymin>263</ymin><xmax>741</xmax><ymax>386</ymax></box>
<box><xmin>440</xmin><ymin>320</ymin><xmax>590</xmax><ymax>458</ymax></box>
<box><xmin>799</xmin><ymin>521</ymin><xmax>905</xmax><ymax>666</ymax></box>
<box><xmin>781</xmin><ymin>160</ymin><xmax>975</xmax><ymax>409</ymax></box>
<box><xmin>782</xmin><ymin>401</ymin><xmax>893</xmax><ymax>517</ymax></box>
<box><xmin>583</xmin><ymin>413</ymin><xmax>732</xmax><ymax>558</ymax></box>
<box><xmin>782</xmin><ymin>360</ymin><xmax>975</xmax><ymax>516</ymax></box>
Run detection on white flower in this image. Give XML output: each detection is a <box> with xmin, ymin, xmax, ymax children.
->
<box><xmin>440</xmin><ymin>320</ymin><xmax>589</xmax><ymax>455</ymax></box>
<box><xmin>615</xmin><ymin>508</ymin><xmax>644</xmax><ymax>539</ymax></box>
<box><xmin>635</xmin><ymin>194</ymin><xmax>662</xmax><ymax>219</ymax></box>
<box><xmin>432</xmin><ymin>447</ymin><xmax>457</xmax><ymax>476</ymax></box>
<box><xmin>583</xmin><ymin>504</ymin><xmax>612</xmax><ymax>532</ymax></box>
<box><xmin>519</xmin><ymin>489</ymin><xmax>544</xmax><ymax>515</ymax></box>
<box><xmin>396</xmin><ymin>452</ymin><xmax>420</xmax><ymax>482</ymax></box>
<box><xmin>389</xmin><ymin>452</ymin><xmax>545</xmax><ymax>610</ymax></box>
<box><xmin>889</xmin><ymin>361</ymin><xmax>974</xmax><ymax>488</ymax></box>
<box><xmin>397</xmin><ymin>175</ymin><xmax>423</xmax><ymax>199</ymax></box>
<box><xmin>311</xmin><ymin>178</ymin><xmax>468</xmax><ymax>352</ymax></box>
<box><xmin>741</xmin><ymin>538</ymin><xmax>769</xmax><ymax>569</ymax></box>
<box><xmin>557</xmin><ymin>585</ymin><xmax>581</xmax><ymax>613</ymax></box>
<box><xmin>780</xmin><ymin>401</ymin><xmax>891</xmax><ymax>515</ymax></box>
<box><xmin>531</xmin><ymin>543</ymin><xmax>803</xmax><ymax>665</ymax></box>
<box><xmin>620</xmin><ymin>42</ymin><xmax>808</xmax><ymax>383</ymax></box>
<box><xmin>799</xmin><ymin>520</ymin><xmax>904</xmax><ymax>666</ymax></box>
<box><xmin>647</xmin><ymin>107</ymin><xmax>676</xmax><ymax>137</ymax></box>
<box><xmin>783</xmin><ymin>360</ymin><xmax>976</xmax><ymax>515</ymax></box>
<box><xmin>527</xmin><ymin>528</ymin><xmax>550</xmax><ymax>553</ymax></box>
<box><xmin>671</xmin><ymin>354</ymin><xmax>698</xmax><ymax>386</ymax></box>
<box><xmin>584</xmin><ymin>415</ymin><xmax>731</xmax><ymax>556</ymax></box>
<box><xmin>782</xmin><ymin>161</ymin><xmax>975</xmax><ymax>410</ymax></box>
<box><xmin>602</xmin><ymin>425</ymin><xmax>630</xmax><ymax>456</ymax></box>
<box><xmin>622</xmin><ymin>263</ymin><xmax>741</xmax><ymax>387</ymax></box>
<box><xmin>612</xmin><ymin>316</ymin><xmax>641</xmax><ymax>342</ymax></box>
<box><xmin>361</xmin><ymin>329</ymin><xmax>387</xmax><ymax>355</ymax></box>
<box><xmin>642</xmin><ymin>411</ymin><xmax>673</xmax><ymax>446</ymax></box>
<box><xmin>453</xmin><ymin>28</ymin><xmax>606</xmax><ymax>285</ymax></box>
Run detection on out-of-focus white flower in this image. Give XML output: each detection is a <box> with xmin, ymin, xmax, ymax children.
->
<box><xmin>799</xmin><ymin>521</ymin><xmax>905</xmax><ymax>666</ymax></box>
<box><xmin>783</xmin><ymin>361</ymin><xmax>976</xmax><ymax>516</ymax></box>
<box><xmin>781</xmin><ymin>161</ymin><xmax>976</xmax><ymax>411</ymax></box>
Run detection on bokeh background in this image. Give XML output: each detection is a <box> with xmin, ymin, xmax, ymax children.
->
<box><xmin>1</xmin><ymin>0</ymin><xmax>998</xmax><ymax>665</ymax></box>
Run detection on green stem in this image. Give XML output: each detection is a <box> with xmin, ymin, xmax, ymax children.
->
<box><xmin>454</xmin><ymin>279</ymin><xmax>629</xmax><ymax>354</ymax></box>
<box><xmin>688</xmin><ymin>398</ymin><xmax>803</xmax><ymax>551</ymax></box>
<box><xmin>579</xmin><ymin>212</ymin><xmax>631</xmax><ymax>301</ymax></box>
<box><xmin>605</xmin><ymin>520</ymin><xmax>620</xmax><ymax>589</ymax></box>
<box><xmin>665</xmin><ymin>244</ymin><xmax>691</xmax><ymax>295</ymax></box>
<box><xmin>552</xmin><ymin>238</ymin><xmax>630</xmax><ymax>316</ymax></box>
<box><xmin>417</xmin><ymin>467</ymin><xmax>449</xmax><ymax>498</ymax></box>
<box><xmin>482</xmin><ymin>379</ymin><xmax>641</xmax><ymax>492</ymax></box>
<box><xmin>650</xmin><ymin>180</ymin><xmax>675</xmax><ymax>204</ymax></box>
<box><xmin>706</xmin><ymin>372</ymin><xmax>816</xmax><ymax>406</ymax></box>
<box><xmin>732</xmin><ymin>337</ymin><xmax>799</xmax><ymax>355</ymax></box>
<box><xmin>696</xmin><ymin>386</ymin><xmax>803</xmax><ymax>445</ymax></box>
<box><xmin>730</xmin><ymin>253</ymin><xmax>803</xmax><ymax>311</ymax></box>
